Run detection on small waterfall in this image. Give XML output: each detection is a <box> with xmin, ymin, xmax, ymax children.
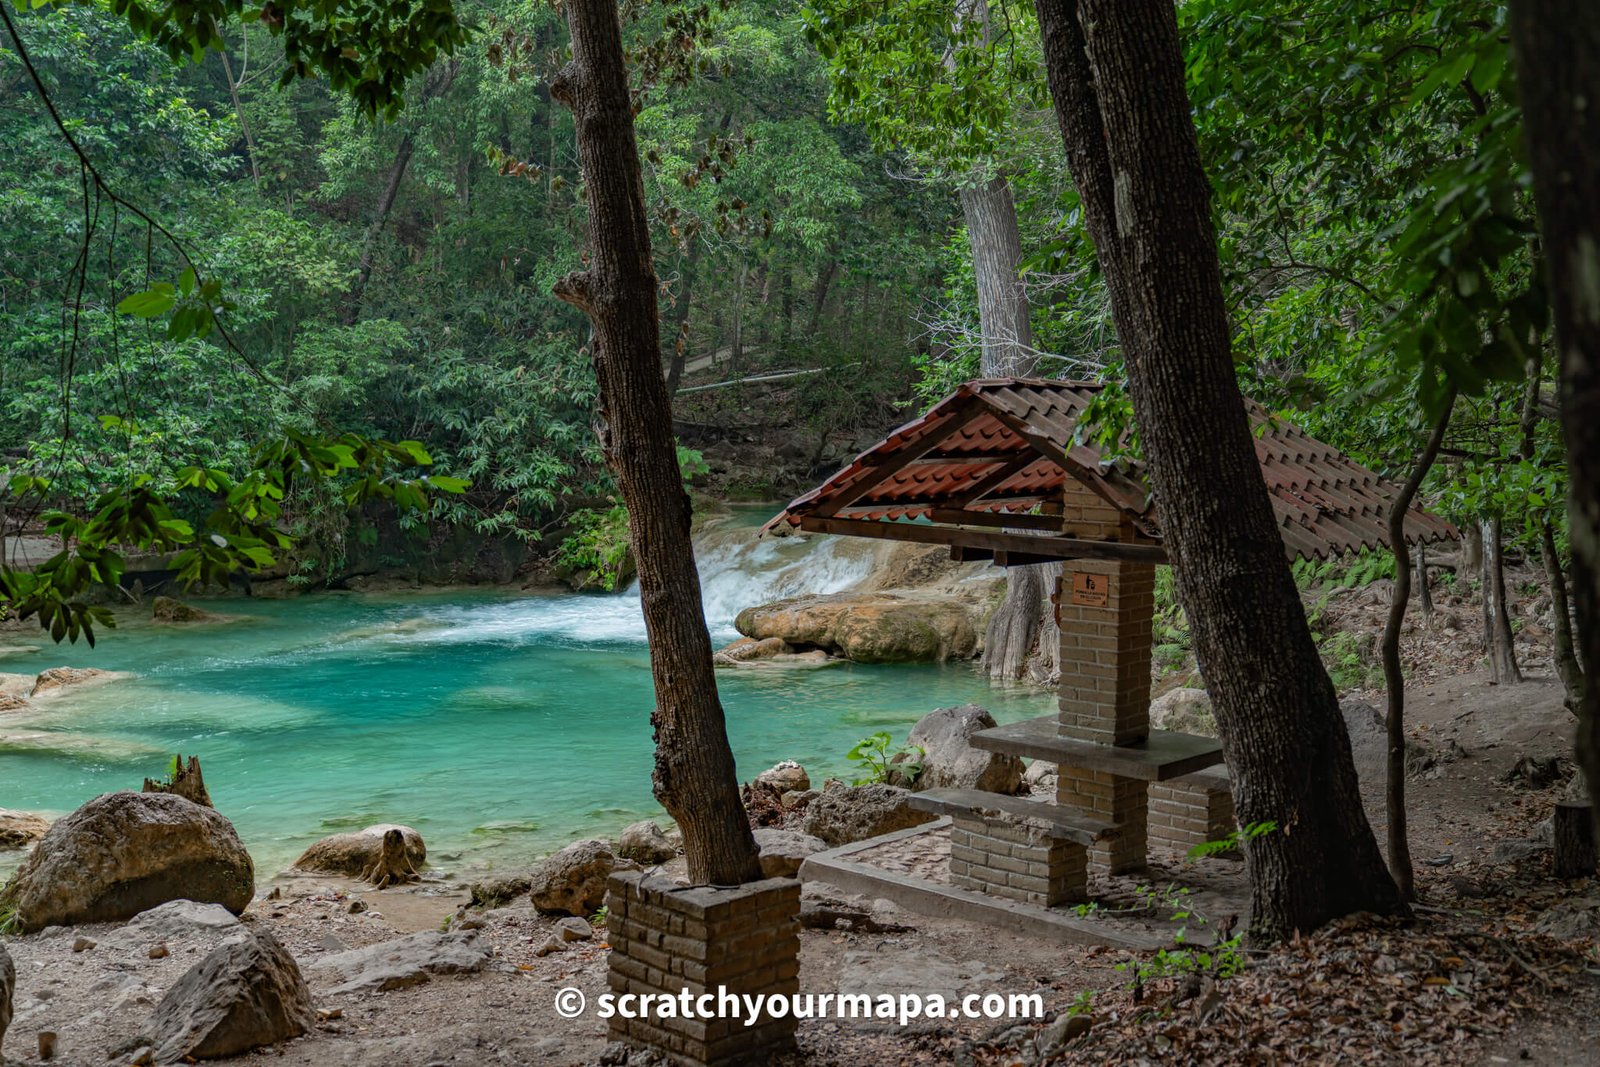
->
<box><xmin>691</xmin><ymin>526</ymin><xmax>891</xmax><ymax>635</ymax></box>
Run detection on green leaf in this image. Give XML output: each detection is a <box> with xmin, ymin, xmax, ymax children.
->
<box><xmin>117</xmin><ymin>283</ymin><xmax>176</xmax><ymax>319</ymax></box>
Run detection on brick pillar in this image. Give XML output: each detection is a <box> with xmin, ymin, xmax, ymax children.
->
<box><xmin>948</xmin><ymin>813</ymin><xmax>1087</xmax><ymax>906</ymax></box>
<box><xmin>1148</xmin><ymin>767</ymin><xmax>1238</xmax><ymax>857</ymax></box>
<box><xmin>606</xmin><ymin>872</ymin><xmax>800</xmax><ymax>1067</ymax></box>
<box><xmin>1053</xmin><ymin>482</ymin><xmax>1157</xmax><ymax>874</ymax></box>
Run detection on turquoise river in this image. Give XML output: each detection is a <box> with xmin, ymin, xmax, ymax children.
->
<box><xmin>0</xmin><ymin>525</ymin><xmax>1051</xmax><ymax>878</ymax></box>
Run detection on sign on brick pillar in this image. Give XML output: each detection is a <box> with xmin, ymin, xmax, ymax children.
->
<box><xmin>606</xmin><ymin>871</ymin><xmax>801</xmax><ymax>1067</ymax></box>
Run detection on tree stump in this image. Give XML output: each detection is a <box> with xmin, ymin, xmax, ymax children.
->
<box><xmin>142</xmin><ymin>755</ymin><xmax>213</xmax><ymax>808</ymax></box>
<box><xmin>1554</xmin><ymin>800</ymin><xmax>1597</xmax><ymax>879</ymax></box>
<box><xmin>360</xmin><ymin>828</ymin><xmax>421</xmax><ymax>889</ymax></box>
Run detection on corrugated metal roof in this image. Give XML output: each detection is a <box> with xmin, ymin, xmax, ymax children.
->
<box><xmin>766</xmin><ymin>378</ymin><xmax>1458</xmax><ymax>563</ymax></box>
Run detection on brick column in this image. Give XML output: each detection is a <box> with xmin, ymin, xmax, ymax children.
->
<box><xmin>1052</xmin><ymin>479</ymin><xmax>1158</xmax><ymax>874</ymax></box>
<box><xmin>606</xmin><ymin>872</ymin><xmax>800</xmax><ymax>1067</ymax></box>
<box><xmin>1149</xmin><ymin>767</ymin><xmax>1237</xmax><ymax>857</ymax></box>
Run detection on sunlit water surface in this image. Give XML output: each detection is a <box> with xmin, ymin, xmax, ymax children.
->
<box><xmin>1</xmin><ymin>527</ymin><xmax>1048</xmax><ymax>878</ymax></box>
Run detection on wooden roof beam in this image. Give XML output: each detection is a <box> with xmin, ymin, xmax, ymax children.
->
<box><xmin>798</xmin><ymin>515</ymin><xmax>1168</xmax><ymax>564</ymax></box>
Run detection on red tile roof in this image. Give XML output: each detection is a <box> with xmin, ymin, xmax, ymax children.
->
<box><xmin>766</xmin><ymin>378</ymin><xmax>1457</xmax><ymax>562</ymax></box>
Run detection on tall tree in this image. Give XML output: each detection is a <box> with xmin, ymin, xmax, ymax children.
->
<box><xmin>1032</xmin><ymin>0</ymin><xmax>1405</xmax><ymax>938</ymax></box>
<box><xmin>549</xmin><ymin>0</ymin><xmax>763</xmax><ymax>886</ymax></box>
<box><xmin>1508</xmin><ymin>0</ymin><xmax>1600</xmax><ymax>841</ymax></box>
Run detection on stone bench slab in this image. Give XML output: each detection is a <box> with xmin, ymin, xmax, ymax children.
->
<box><xmin>906</xmin><ymin>788</ymin><xmax>1116</xmax><ymax>846</ymax></box>
<box><xmin>970</xmin><ymin>717</ymin><xmax>1224</xmax><ymax>781</ymax></box>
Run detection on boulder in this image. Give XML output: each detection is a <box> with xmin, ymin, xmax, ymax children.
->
<box><xmin>0</xmin><ymin>791</ymin><xmax>254</xmax><ymax>933</ymax></box>
<box><xmin>292</xmin><ymin>824</ymin><xmax>426</xmax><ymax>877</ymax></box>
<box><xmin>614</xmin><ymin>821</ymin><xmax>676</xmax><ymax>865</ymax></box>
<box><xmin>0</xmin><ymin>692</ymin><xmax>28</xmax><ymax>713</ymax></box>
<box><xmin>753</xmin><ymin>828</ymin><xmax>827</xmax><ymax>878</ymax></box>
<box><xmin>0</xmin><ymin>808</ymin><xmax>51</xmax><ymax>850</ymax></box>
<box><xmin>121</xmin><ymin>900</ymin><xmax>241</xmax><ymax>943</ymax></box>
<box><xmin>1022</xmin><ymin>760</ymin><xmax>1057</xmax><ymax>796</ymax></box>
<box><xmin>30</xmin><ymin>666</ymin><xmax>121</xmax><ymax>696</ymax></box>
<box><xmin>1150</xmin><ymin>688</ymin><xmax>1217</xmax><ymax>737</ymax></box>
<box><xmin>151</xmin><ymin>597</ymin><xmax>226</xmax><ymax>624</ymax></box>
<box><xmin>734</xmin><ymin>592</ymin><xmax>980</xmax><ymax>663</ymax></box>
<box><xmin>801</xmin><ymin>784</ymin><xmax>936</xmax><ymax>847</ymax></box>
<box><xmin>308</xmin><ymin>930</ymin><xmax>492</xmax><ymax>995</ymax></box>
<box><xmin>528</xmin><ymin>839</ymin><xmax>633</xmax><ymax>917</ymax></box>
<box><xmin>713</xmin><ymin>637</ymin><xmax>791</xmax><ymax>666</ymax></box>
<box><xmin>754</xmin><ymin>760</ymin><xmax>811</xmax><ymax>794</ymax></box>
<box><xmin>1</xmin><ymin>943</ymin><xmax>12</xmax><ymax>1057</ymax></box>
<box><xmin>468</xmin><ymin>873</ymin><xmax>531</xmax><ymax>908</ymax></box>
<box><xmin>147</xmin><ymin>928</ymin><xmax>313</xmax><ymax>1062</ymax></box>
<box><xmin>893</xmin><ymin>705</ymin><xmax>1022</xmax><ymax>794</ymax></box>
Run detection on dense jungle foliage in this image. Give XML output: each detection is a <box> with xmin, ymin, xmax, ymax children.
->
<box><xmin>0</xmin><ymin>0</ymin><xmax>1573</xmax><ymax>615</ymax></box>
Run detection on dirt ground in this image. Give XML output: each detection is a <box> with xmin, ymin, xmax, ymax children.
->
<box><xmin>3</xmin><ymin>664</ymin><xmax>1596</xmax><ymax>1067</ymax></box>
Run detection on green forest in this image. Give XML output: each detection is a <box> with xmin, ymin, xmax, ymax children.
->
<box><xmin>3</xmin><ymin>2</ymin><xmax>1600</xmax><ymax>1064</ymax></box>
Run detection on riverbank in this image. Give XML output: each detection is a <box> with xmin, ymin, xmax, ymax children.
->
<box><xmin>3</xmin><ymin>669</ymin><xmax>1595</xmax><ymax>1066</ymax></box>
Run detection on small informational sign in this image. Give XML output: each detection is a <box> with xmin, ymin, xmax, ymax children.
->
<box><xmin>1072</xmin><ymin>571</ymin><xmax>1110</xmax><ymax>607</ymax></box>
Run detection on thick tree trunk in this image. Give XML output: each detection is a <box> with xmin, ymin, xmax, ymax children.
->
<box><xmin>1460</xmin><ymin>521</ymin><xmax>1484</xmax><ymax>575</ymax></box>
<box><xmin>1510</xmin><ymin>0</ymin><xmax>1600</xmax><ymax>850</ymax></box>
<box><xmin>961</xmin><ymin>166</ymin><xmax>1053</xmax><ymax>681</ymax></box>
<box><xmin>1480</xmin><ymin>517</ymin><xmax>1522</xmax><ymax>683</ymax></box>
<box><xmin>1380</xmin><ymin>389</ymin><xmax>1457</xmax><ymax>902</ymax></box>
<box><xmin>961</xmin><ymin>175</ymin><xmax>1035</xmax><ymax>376</ymax></box>
<box><xmin>1033</xmin><ymin>0</ymin><xmax>1404</xmax><ymax>939</ymax></box>
<box><xmin>551</xmin><ymin>0</ymin><xmax>762</xmax><ymax>887</ymax></box>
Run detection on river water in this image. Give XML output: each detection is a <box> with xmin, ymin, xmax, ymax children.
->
<box><xmin>0</xmin><ymin>520</ymin><xmax>1051</xmax><ymax>877</ymax></box>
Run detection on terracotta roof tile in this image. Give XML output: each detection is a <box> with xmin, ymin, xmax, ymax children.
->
<box><xmin>765</xmin><ymin>378</ymin><xmax>1457</xmax><ymax>563</ymax></box>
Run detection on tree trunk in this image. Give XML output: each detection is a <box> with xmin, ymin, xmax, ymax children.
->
<box><xmin>343</xmin><ymin>132</ymin><xmax>415</xmax><ymax>326</ymax></box>
<box><xmin>729</xmin><ymin>253</ymin><xmax>747</xmax><ymax>376</ymax></box>
<box><xmin>1510</xmin><ymin>0</ymin><xmax>1600</xmax><ymax>848</ymax></box>
<box><xmin>1415</xmin><ymin>543</ymin><xmax>1434</xmax><ymax>621</ymax></box>
<box><xmin>361</xmin><ymin>827</ymin><xmax>422</xmax><ymax>889</ymax></box>
<box><xmin>142</xmin><ymin>754</ymin><xmax>212</xmax><ymax>808</ymax></box>
<box><xmin>1033</xmin><ymin>0</ymin><xmax>1404</xmax><ymax>940</ymax></box>
<box><xmin>961</xmin><ymin>174</ymin><xmax>1035</xmax><ymax>376</ymax></box>
<box><xmin>551</xmin><ymin>0</ymin><xmax>762</xmax><ymax>887</ymax></box>
<box><xmin>219</xmin><ymin>45</ymin><xmax>261</xmax><ymax>194</ymax></box>
<box><xmin>806</xmin><ymin>256</ymin><xmax>838</xmax><ymax>337</ymax></box>
<box><xmin>1480</xmin><ymin>517</ymin><xmax>1522</xmax><ymax>683</ymax></box>
<box><xmin>665</xmin><ymin>249</ymin><xmax>697</xmax><ymax>395</ymax></box>
<box><xmin>984</xmin><ymin>561</ymin><xmax>1061</xmax><ymax>682</ymax></box>
<box><xmin>1380</xmin><ymin>388</ymin><xmax>1457</xmax><ymax>902</ymax></box>
<box><xmin>1541</xmin><ymin>519</ymin><xmax>1585</xmax><ymax>712</ymax></box>
<box><xmin>1460</xmin><ymin>521</ymin><xmax>1484</xmax><ymax>575</ymax></box>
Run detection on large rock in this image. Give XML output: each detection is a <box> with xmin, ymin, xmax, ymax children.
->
<box><xmin>893</xmin><ymin>705</ymin><xmax>1022</xmax><ymax>794</ymax></box>
<box><xmin>121</xmin><ymin>900</ymin><xmax>242</xmax><ymax>943</ymax></box>
<box><xmin>469</xmin><ymin>872</ymin><xmax>532</xmax><ymax>908</ymax></box>
<box><xmin>293</xmin><ymin>824</ymin><xmax>426</xmax><ymax>877</ymax></box>
<box><xmin>0</xmin><ymin>808</ymin><xmax>51</xmax><ymax>850</ymax></box>
<box><xmin>1</xmin><ymin>942</ymin><xmax>12</xmax><ymax>1057</ymax></box>
<box><xmin>309</xmin><ymin>930</ymin><xmax>492</xmax><ymax>995</ymax></box>
<box><xmin>147</xmin><ymin>928</ymin><xmax>313</xmax><ymax>1061</ymax></box>
<box><xmin>801</xmin><ymin>784</ymin><xmax>936</xmax><ymax>847</ymax></box>
<box><xmin>1150</xmin><ymin>688</ymin><xmax>1217</xmax><ymax>737</ymax></box>
<box><xmin>29</xmin><ymin>666</ymin><xmax>124</xmax><ymax>696</ymax></box>
<box><xmin>528</xmin><ymin>839</ymin><xmax>633</xmax><ymax>916</ymax></box>
<box><xmin>0</xmin><ymin>791</ymin><xmax>254</xmax><ymax>933</ymax></box>
<box><xmin>753</xmin><ymin>828</ymin><xmax>827</xmax><ymax>878</ymax></box>
<box><xmin>735</xmin><ymin>592</ymin><xmax>980</xmax><ymax>663</ymax></box>
<box><xmin>614</xmin><ymin>821</ymin><xmax>676</xmax><ymax>865</ymax></box>
<box><xmin>152</xmin><ymin>596</ymin><xmax>229</xmax><ymax>624</ymax></box>
<box><xmin>754</xmin><ymin>760</ymin><xmax>811</xmax><ymax>794</ymax></box>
